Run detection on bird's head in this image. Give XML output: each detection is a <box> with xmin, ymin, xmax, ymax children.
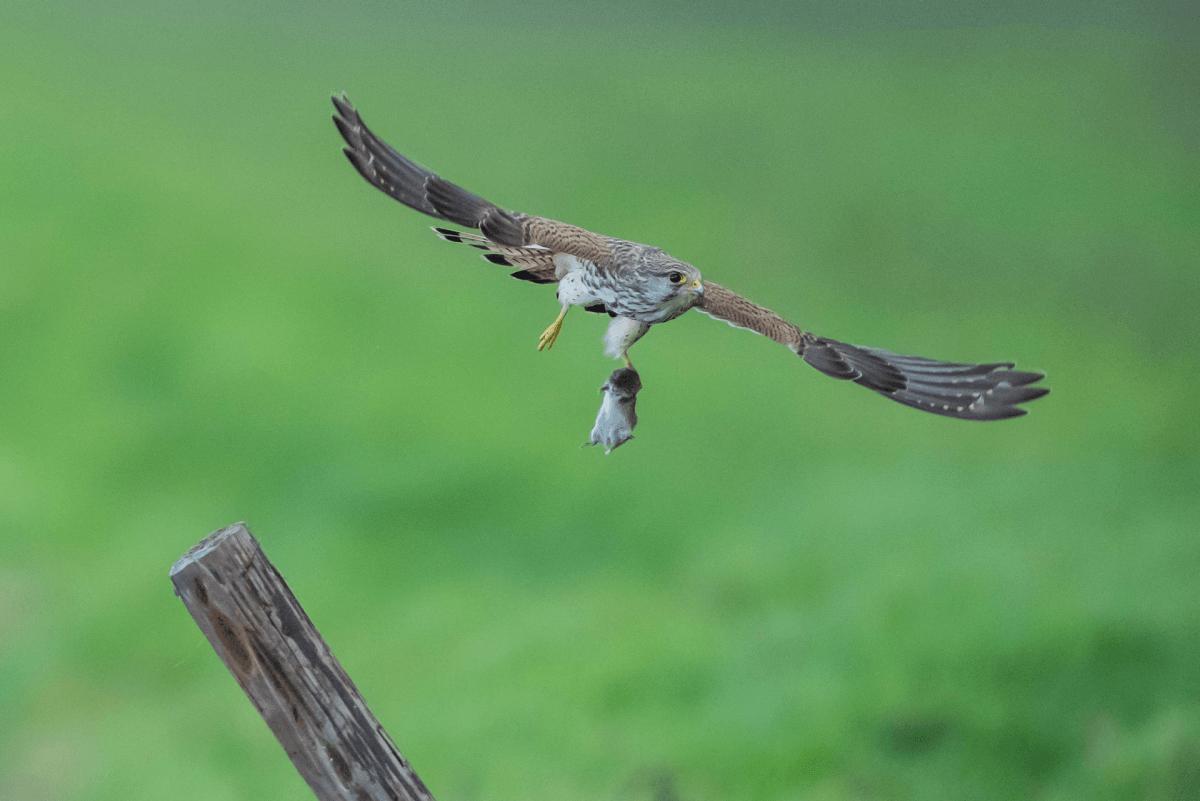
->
<box><xmin>642</xmin><ymin>253</ymin><xmax>704</xmax><ymax>313</ymax></box>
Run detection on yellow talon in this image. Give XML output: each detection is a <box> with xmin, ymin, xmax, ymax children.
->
<box><xmin>537</xmin><ymin>307</ymin><xmax>568</xmax><ymax>351</ymax></box>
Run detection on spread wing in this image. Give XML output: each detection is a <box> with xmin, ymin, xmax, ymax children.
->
<box><xmin>696</xmin><ymin>282</ymin><xmax>1048</xmax><ymax>420</ymax></box>
<box><xmin>331</xmin><ymin>94</ymin><xmax>611</xmax><ymax>266</ymax></box>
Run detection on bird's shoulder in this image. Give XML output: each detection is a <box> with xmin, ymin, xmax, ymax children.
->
<box><xmin>607</xmin><ymin>239</ymin><xmax>672</xmax><ymax>270</ymax></box>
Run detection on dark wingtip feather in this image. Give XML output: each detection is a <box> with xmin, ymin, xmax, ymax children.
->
<box><xmin>331</xmin><ymin>96</ymin><xmax>515</xmax><ymax>232</ymax></box>
<box><xmin>804</xmin><ymin>338</ymin><xmax>1049</xmax><ymax>421</ymax></box>
<box><xmin>989</xmin><ymin>385</ymin><xmax>1050</xmax><ymax>405</ymax></box>
<box><xmin>332</xmin><ymin>114</ymin><xmax>360</xmax><ymax>148</ymax></box>
<box><xmin>803</xmin><ymin>341</ymin><xmax>856</xmax><ymax>379</ymax></box>
<box><xmin>331</xmin><ymin>93</ymin><xmax>355</xmax><ymax>118</ymax></box>
<box><xmin>973</xmin><ymin>405</ymin><xmax>1028</xmax><ymax>421</ymax></box>
<box><xmin>426</xmin><ymin>176</ymin><xmax>492</xmax><ymax>227</ymax></box>
<box><xmin>510</xmin><ymin>269</ymin><xmax>556</xmax><ymax>285</ymax></box>
<box><xmin>479</xmin><ymin>210</ymin><xmax>526</xmax><ymax>247</ymax></box>
<box><xmin>341</xmin><ymin>147</ymin><xmax>374</xmax><ymax>180</ymax></box>
<box><xmin>483</xmin><ymin>253</ymin><xmax>512</xmax><ymax>266</ymax></box>
<box><xmin>996</xmin><ymin>370</ymin><xmax>1044</xmax><ymax>386</ymax></box>
<box><xmin>804</xmin><ymin>338</ymin><xmax>905</xmax><ymax>390</ymax></box>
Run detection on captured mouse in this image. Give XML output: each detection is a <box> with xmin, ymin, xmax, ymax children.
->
<box><xmin>587</xmin><ymin>367</ymin><xmax>642</xmax><ymax>453</ymax></box>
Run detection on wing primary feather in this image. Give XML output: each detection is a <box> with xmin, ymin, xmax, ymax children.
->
<box><xmin>332</xmin><ymin>94</ymin><xmax>524</xmax><ymax>240</ymax></box>
<box><xmin>333</xmin><ymin>95</ymin><xmax>615</xmax><ymax>261</ymax></box>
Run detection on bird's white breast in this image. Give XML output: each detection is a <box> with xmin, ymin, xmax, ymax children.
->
<box><xmin>553</xmin><ymin>253</ymin><xmax>613</xmax><ymax>308</ymax></box>
<box><xmin>552</xmin><ymin>252</ymin><xmax>584</xmax><ymax>280</ymax></box>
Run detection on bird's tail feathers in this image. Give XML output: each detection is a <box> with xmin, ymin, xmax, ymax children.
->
<box><xmin>432</xmin><ymin>227</ymin><xmax>557</xmax><ymax>284</ymax></box>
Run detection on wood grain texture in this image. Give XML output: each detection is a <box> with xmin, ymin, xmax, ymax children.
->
<box><xmin>170</xmin><ymin>523</ymin><xmax>435</xmax><ymax>801</ymax></box>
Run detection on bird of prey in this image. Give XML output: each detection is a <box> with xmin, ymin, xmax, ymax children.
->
<box><xmin>332</xmin><ymin>95</ymin><xmax>1048</xmax><ymax>420</ymax></box>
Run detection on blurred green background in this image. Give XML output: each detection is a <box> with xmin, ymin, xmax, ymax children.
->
<box><xmin>2</xmin><ymin>2</ymin><xmax>1198</xmax><ymax>799</ymax></box>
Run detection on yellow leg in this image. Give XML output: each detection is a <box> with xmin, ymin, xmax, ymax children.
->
<box><xmin>537</xmin><ymin>305</ymin><xmax>569</xmax><ymax>351</ymax></box>
<box><xmin>622</xmin><ymin>354</ymin><xmax>634</xmax><ymax>369</ymax></box>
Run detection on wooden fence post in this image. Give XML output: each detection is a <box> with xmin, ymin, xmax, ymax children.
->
<box><xmin>170</xmin><ymin>523</ymin><xmax>435</xmax><ymax>801</ymax></box>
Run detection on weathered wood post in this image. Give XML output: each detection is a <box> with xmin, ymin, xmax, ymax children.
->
<box><xmin>170</xmin><ymin>523</ymin><xmax>434</xmax><ymax>801</ymax></box>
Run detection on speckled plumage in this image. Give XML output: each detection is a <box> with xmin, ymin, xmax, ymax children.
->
<box><xmin>333</xmin><ymin>94</ymin><xmax>1048</xmax><ymax>421</ymax></box>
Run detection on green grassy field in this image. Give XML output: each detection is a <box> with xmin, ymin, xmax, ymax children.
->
<box><xmin>2</xmin><ymin>3</ymin><xmax>1198</xmax><ymax>799</ymax></box>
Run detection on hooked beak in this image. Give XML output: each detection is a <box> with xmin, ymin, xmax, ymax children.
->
<box><xmin>690</xmin><ymin>279</ymin><xmax>704</xmax><ymax>295</ymax></box>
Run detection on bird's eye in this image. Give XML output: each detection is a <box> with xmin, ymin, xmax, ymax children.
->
<box><xmin>668</xmin><ymin>271</ymin><xmax>685</xmax><ymax>284</ymax></box>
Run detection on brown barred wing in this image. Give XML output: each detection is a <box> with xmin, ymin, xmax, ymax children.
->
<box><xmin>697</xmin><ymin>281</ymin><xmax>1048</xmax><ymax>421</ymax></box>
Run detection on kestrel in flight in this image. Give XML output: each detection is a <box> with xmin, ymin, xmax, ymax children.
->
<box><xmin>332</xmin><ymin>95</ymin><xmax>1048</xmax><ymax>420</ymax></box>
